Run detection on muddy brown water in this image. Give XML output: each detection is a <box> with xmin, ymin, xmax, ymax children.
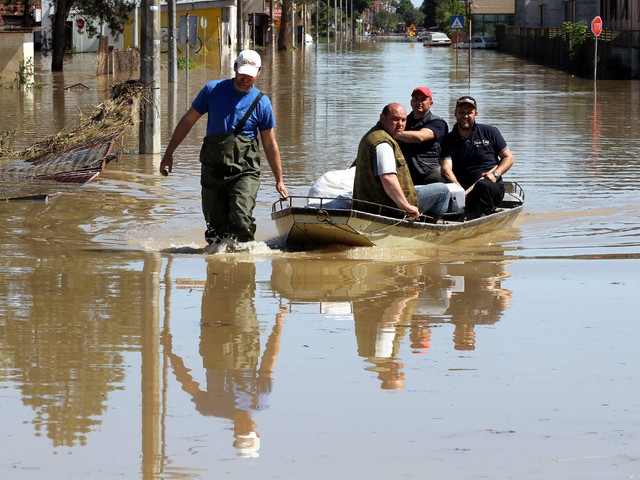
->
<box><xmin>1</xmin><ymin>40</ymin><xmax>639</xmax><ymax>478</ymax></box>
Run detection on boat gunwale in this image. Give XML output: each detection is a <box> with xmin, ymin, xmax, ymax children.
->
<box><xmin>271</xmin><ymin>182</ymin><xmax>524</xmax><ymax>232</ymax></box>
<box><xmin>271</xmin><ymin>181</ymin><xmax>524</xmax><ymax>248</ymax></box>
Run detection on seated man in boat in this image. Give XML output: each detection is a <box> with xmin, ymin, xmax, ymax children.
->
<box><xmin>353</xmin><ymin>103</ymin><xmax>450</xmax><ymax>219</ymax></box>
<box><xmin>395</xmin><ymin>86</ymin><xmax>448</xmax><ymax>185</ymax></box>
<box><xmin>441</xmin><ymin>96</ymin><xmax>515</xmax><ymax>219</ymax></box>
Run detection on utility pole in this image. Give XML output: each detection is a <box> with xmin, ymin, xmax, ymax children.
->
<box><xmin>139</xmin><ymin>0</ymin><xmax>161</xmax><ymax>154</ymax></box>
<box><xmin>237</xmin><ymin>0</ymin><xmax>243</xmax><ymax>52</ymax></box>
<box><xmin>326</xmin><ymin>0</ymin><xmax>329</xmax><ymax>44</ymax></box>
<box><xmin>467</xmin><ymin>0</ymin><xmax>472</xmax><ymax>90</ymax></box>
<box><xmin>270</xmin><ymin>0</ymin><xmax>275</xmax><ymax>52</ymax></box>
<box><xmin>168</xmin><ymin>0</ymin><xmax>177</xmax><ymax>83</ymax></box>
<box><xmin>292</xmin><ymin>1</ymin><xmax>296</xmax><ymax>48</ymax></box>
<box><xmin>133</xmin><ymin>2</ymin><xmax>139</xmax><ymax>48</ymax></box>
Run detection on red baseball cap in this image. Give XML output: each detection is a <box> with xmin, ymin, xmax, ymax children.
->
<box><xmin>411</xmin><ymin>87</ymin><xmax>433</xmax><ymax>99</ymax></box>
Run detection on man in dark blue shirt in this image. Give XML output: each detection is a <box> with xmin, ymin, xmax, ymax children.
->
<box><xmin>396</xmin><ymin>86</ymin><xmax>448</xmax><ymax>185</ymax></box>
<box><xmin>441</xmin><ymin>96</ymin><xmax>515</xmax><ymax>219</ymax></box>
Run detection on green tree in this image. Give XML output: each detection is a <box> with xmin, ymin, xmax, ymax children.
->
<box><xmin>396</xmin><ymin>0</ymin><xmax>424</xmax><ymax>28</ymax></box>
<box><xmin>419</xmin><ymin>0</ymin><xmax>437</xmax><ymax>28</ymax></box>
<box><xmin>310</xmin><ymin>0</ymin><xmax>373</xmax><ymax>39</ymax></box>
<box><xmin>420</xmin><ymin>0</ymin><xmax>464</xmax><ymax>30</ymax></box>
<box><xmin>435</xmin><ymin>0</ymin><xmax>465</xmax><ymax>31</ymax></box>
<box><xmin>562</xmin><ymin>21</ymin><xmax>589</xmax><ymax>56</ymax></box>
<box><xmin>372</xmin><ymin>10</ymin><xmax>403</xmax><ymax>32</ymax></box>
<box><xmin>277</xmin><ymin>0</ymin><xmax>292</xmax><ymax>50</ymax></box>
<box><xmin>48</xmin><ymin>0</ymin><xmax>134</xmax><ymax>71</ymax></box>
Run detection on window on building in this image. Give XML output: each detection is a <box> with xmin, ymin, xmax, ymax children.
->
<box><xmin>563</xmin><ymin>0</ymin><xmax>576</xmax><ymax>22</ymax></box>
<box><xmin>610</xmin><ymin>0</ymin><xmax>617</xmax><ymax>19</ymax></box>
<box><xmin>540</xmin><ymin>4</ymin><xmax>547</xmax><ymax>28</ymax></box>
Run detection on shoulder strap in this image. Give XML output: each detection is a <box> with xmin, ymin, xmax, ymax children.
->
<box><xmin>234</xmin><ymin>92</ymin><xmax>265</xmax><ymax>136</ymax></box>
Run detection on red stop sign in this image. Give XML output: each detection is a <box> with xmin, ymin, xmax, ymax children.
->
<box><xmin>591</xmin><ymin>16</ymin><xmax>603</xmax><ymax>36</ymax></box>
<box><xmin>76</xmin><ymin>18</ymin><xmax>85</xmax><ymax>30</ymax></box>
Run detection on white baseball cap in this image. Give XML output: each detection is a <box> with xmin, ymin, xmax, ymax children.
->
<box><xmin>235</xmin><ymin>50</ymin><xmax>262</xmax><ymax>77</ymax></box>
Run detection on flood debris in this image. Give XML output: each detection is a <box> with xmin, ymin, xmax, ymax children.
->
<box><xmin>0</xmin><ymin>80</ymin><xmax>148</xmax><ymax>187</ymax></box>
<box><xmin>1</xmin><ymin>192</ymin><xmax>61</xmax><ymax>202</ymax></box>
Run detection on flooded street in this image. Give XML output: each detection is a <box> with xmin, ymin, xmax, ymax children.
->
<box><xmin>1</xmin><ymin>40</ymin><xmax>640</xmax><ymax>478</ymax></box>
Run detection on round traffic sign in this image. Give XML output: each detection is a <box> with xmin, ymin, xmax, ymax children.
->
<box><xmin>591</xmin><ymin>16</ymin><xmax>603</xmax><ymax>36</ymax></box>
<box><xmin>76</xmin><ymin>17</ymin><xmax>85</xmax><ymax>30</ymax></box>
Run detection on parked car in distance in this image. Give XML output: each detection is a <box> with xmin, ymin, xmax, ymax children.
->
<box><xmin>453</xmin><ymin>36</ymin><xmax>498</xmax><ymax>49</ymax></box>
<box><xmin>423</xmin><ymin>32</ymin><xmax>452</xmax><ymax>47</ymax></box>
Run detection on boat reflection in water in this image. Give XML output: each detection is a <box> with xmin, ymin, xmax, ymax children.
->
<box><xmin>164</xmin><ymin>261</ymin><xmax>285</xmax><ymax>458</ymax></box>
<box><xmin>270</xmin><ymin>257</ymin><xmax>512</xmax><ymax>390</ymax></box>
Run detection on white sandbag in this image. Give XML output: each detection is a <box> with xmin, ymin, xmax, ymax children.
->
<box><xmin>446</xmin><ymin>183</ymin><xmax>465</xmax><ymax>213</ymax></box>
<box><xmin>307</xmin><ymin>167</ymin><xmax>355</xmax><ymax>208</ymax></box>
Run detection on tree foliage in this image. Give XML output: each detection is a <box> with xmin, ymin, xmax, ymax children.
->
<box><xmin>562</xmin><ymin>21</ymin><xmax>589</xmax><ymax>60</ymax></box>
<box><xmin>562</xmin><ymin>21</ymin><xmax>589</xmax><ymax>46</ymax></box>
<box><xmin>77</xmin><ymin>0</ymin><xmax>134</xmax><ymax>39</ymax></box>
<box><xmin>419</xmin><ymin>0</ymin><xmax>465</xmax><ymax>30</ymax></box>
<box><xmin>49</xmin><ymin>0</ymin><xmax>134</xmax><ymax>71</ymax></box>
<box><xmin>372</xmin><ymin>10</ymin><xmax>402</xmax><ymax>32</ymax></box>
<box><xmin>392</xmin><ymin>0</ymin><xmax>424</xmax><ymax>29</ymax></box>
<box><xmin>419</xmin><ymin>0</ymin><xmax>437</xmax><ymax>28</ymax></box>
<box><xmin>434</xmin><ymin>0</ymin><xmax>465</xmax><ymax>31</ymax></box>
<box><xmin>309</xmin><ymin>0</ymin><xmax>373</xmax><ymax>38</ymax></box>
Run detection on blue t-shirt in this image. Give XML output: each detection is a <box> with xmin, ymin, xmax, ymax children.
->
<box><xmin>191</xmin><ymin>79</ymin><xmax>276</xmax><ymax>139</ymax></box>
<box><xmin>442</xmin><ymin>123</ymin><xmax>507</xmax><ymax>189</ymax></box>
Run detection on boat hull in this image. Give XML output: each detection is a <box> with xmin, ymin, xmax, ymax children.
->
<box><xmin>272</xmin><ymin>182</ymin><xmax>524</xmax><ymax>249</ymax></box>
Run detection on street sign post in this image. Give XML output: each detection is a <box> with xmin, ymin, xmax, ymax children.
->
<box><xmin>591</xmin><ymin>16</ymin><xmax>603</xmax><ymax>36</ymax></box>
<box><xmin>591</xmin><ymin>16</ymin><xmax>603</xmax><ymax>81</ymax></box>
<box><xmin>450</xmin><ymin>15</ymin><xmax>464</xmax><ymax>30</ymax></box>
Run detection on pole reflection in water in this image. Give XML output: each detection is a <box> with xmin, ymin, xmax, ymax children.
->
<box><xmin>162</xmin><ymin>260</ymin><xmax>284</xmax><ymax>458</ymax></box>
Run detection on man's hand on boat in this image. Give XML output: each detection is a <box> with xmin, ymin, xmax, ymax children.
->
<box><xmin>404</xmin><ymin>206</ymin><xmax>420</xmax><ymax>219</ymax></box>
<box><xmin>275</xmin><ymin>181</ymin><xmax>288</xmax><ymax>199</ymax></box>
<box><xmin>380</xmin><ymin>173</ymin><xmax>420</xmax><ymax>219</ymax></box>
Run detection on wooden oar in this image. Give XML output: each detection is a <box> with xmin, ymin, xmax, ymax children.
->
<box><xmin>465</xmin><ymin>166</ymin><xmax>498</xmax><ymax>195</ymax></box>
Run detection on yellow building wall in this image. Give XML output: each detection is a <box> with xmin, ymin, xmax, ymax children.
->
<box><xmin>123</xmin><ymin>8</ymin><xmax>223</xmax><ymax>66</ymax></box>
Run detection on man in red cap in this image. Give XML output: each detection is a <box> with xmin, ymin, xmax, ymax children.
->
<box><xmin>395</xmin><ymin>86</ymin><xmax>448</xmax><ymax>185</ymax></box>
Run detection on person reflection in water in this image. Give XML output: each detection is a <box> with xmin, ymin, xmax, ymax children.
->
<box><xmin>446</xmin><ymin>261</ymin><xmax>512</xmax><ymax>350</ymax></box>
<box><xmin>163</xmin><ymin>261</ymin><xmax>285</xmax><ymax>457</ymax></box>
<box><xmin>352</xmin><ymin>291</ymin><xmax>419</xmax><ymax>390</ymax></box>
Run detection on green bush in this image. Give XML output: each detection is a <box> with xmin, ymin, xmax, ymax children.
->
<box><xmin>177</xmin><ymin>57</ymin><xmax>195</xmax><ymax>70</ymax></box>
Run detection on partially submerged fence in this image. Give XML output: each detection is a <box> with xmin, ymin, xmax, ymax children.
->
<box><xmin>498</xmin><ymin>25</ymin><xmax>639</xmax><ymax>79</ymax></box>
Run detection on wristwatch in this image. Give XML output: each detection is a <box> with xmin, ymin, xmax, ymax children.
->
<box><xmin>492</xmin><ymin>171</ymin><xmax>500</xmax><ymax>179</ymax></box>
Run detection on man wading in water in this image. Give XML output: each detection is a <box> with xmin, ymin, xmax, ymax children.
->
<box><xmin>160</xmin><ymin>50</ymin><xmax>288</xmax><ymax>246</ymax></box>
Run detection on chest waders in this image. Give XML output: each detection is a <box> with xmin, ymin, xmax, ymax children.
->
<box><xmin>200</xmin><ymin>93</ymin><xmax>264</xmax><ymax>243</ymax></box>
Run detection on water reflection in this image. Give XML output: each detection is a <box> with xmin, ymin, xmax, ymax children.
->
<box><xmin>0</xmin><ymin>250</ymin><xmax>157</xmax><ymax>447</ymax></box>
<box><xmin>162</xmin><ymin>260</ymin><xmax>284</xmax><ymax>457</ymax></box>
<box><xmin>354</xmin><ymin>290</ymin><xmax>419</xmax><ymax>390</ymax></box>
<box><xmin>271</xmin><ymin>256</ymin><xmax>512</xmax><ymax>389</ymax></box>
<box><xmin>445</xmin><ymin>261</ymin><xmax>512</xmax><ymax>350</ymax></box>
